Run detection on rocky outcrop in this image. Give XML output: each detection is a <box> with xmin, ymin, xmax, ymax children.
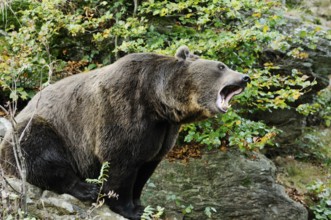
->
<box><xmin>1</xmin><ymin>150</ymin><xmax>307</xmax><ymax>220</ymax></box>
<box><xmin>0</xmin><ymin>177</ymin><xmax>127</xmax><ymax>220</ymax></box>
<box><xmin>142</xmin><ymin>150</ymin><xmax>307</xmax><ymax>220</ymax></box>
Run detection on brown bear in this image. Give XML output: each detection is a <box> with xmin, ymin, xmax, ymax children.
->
<box><xmin>0</xmin><ymin>46</ymin><xmax>250</xmax><ymax>219</ymax></box>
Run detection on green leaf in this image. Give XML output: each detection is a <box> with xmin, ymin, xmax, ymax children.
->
<box><xmin>9</xmin><ymin>91</ymin><xmax>18</xmax><ymax>101</ymax></box>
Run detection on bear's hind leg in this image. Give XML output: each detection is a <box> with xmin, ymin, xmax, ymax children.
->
<box><xmin>17</xmin><ymin>117</ymin><xmax>99</xmax><ymax>201</ymax></box>
<box><xmin>29</xmin><ymin>156</ymin><xmax>99</xmax><ymax>201</ymax></box>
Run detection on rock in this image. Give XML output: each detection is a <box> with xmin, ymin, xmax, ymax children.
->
<box><xmin>38</xmin><ymin>191</ymin><xmax>81</xmax><ymax>215</ymax></box>
<box><xmin>1</xmin><ymin>151</ymin><xmax>307</xmax><ymax>220</ymax></box>
<box><xmin>6</xmin><ymin>177</ymin><xmax>43</xmax><ymax>200</ymax></box>
<box><xmin>142</xmin><ymin>150</ymin><xmax>308</xmax><ymax>220</ymax></box>
<box><xmin>0</xmin><ymin>176</ymin><xmax>127</xmax><ymax>220</ymax></box>
<box><xmin>0</xmin><ymin>117</ymin><xmax>11</xmax><ymax>138</ymax></box>
<box><xmin>247</xmin><ymin>108</ymin><xmax>306</xmax><ymax>146</ymax></box>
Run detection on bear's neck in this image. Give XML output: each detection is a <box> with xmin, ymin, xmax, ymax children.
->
<box><xmin>152</xmin><ymin>63</ymin><xmax>212</xmax><ymax>123</ymax></box>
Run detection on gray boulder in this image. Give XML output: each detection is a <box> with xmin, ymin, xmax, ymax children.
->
<box><xmin>142</xmin><ymin>150</ymin><xmax>308</xmax><ymax>220</ymax></box>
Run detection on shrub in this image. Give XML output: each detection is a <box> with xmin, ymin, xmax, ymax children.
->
<box><xmin>0</xmin><ymin>0</ymin><xmax>328</xmax><ymax>151</ymax></box>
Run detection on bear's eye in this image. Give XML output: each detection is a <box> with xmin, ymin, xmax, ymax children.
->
<box><xmin>218</xmin><ymin>64</ymin><xmax>225</xmax><ymax>70</ymax></box>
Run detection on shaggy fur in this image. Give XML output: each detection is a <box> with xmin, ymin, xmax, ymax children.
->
<box><xmin>0</xmin><ymin>47</ymin><xmax>249</xmax><ymax>219</ymax></box>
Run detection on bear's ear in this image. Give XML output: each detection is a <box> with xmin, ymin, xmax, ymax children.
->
<box><xmin>175</xmin><ymin>46</ymin><xmax>190</xmax><ymax>61</ymax></box>
<box><xmin>175</xmin><ymin>46</ymin><xmax>199</xmax><ymax>61</ymax></box>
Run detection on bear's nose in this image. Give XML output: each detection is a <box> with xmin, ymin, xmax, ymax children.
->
<box><xmin>242</xmin><ymin>75</ymin><xmax>251</xmax><ymax>83</ymax></box>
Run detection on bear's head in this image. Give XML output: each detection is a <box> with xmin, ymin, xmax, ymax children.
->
<box><xmin>167</xmin><ymin>46</ymin><xmax>250</xmax><ymax>122</ymax></box>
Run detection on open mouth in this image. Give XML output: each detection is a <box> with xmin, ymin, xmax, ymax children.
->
<box><xmin>216</xmin><ymin>85</ymin><xmax>244</xmax><ymax>113</ymax></box>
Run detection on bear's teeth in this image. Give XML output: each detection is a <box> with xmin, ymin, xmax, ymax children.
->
<box><xmin>228</xmin><ymin>104</ymin><xmax>232</xmax><ymax>108</ymax></box>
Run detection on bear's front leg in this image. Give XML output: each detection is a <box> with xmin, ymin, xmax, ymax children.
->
<box><xmin>133</xmin><ymin>160</ymin><xmax>161</xmax><ymax>207</ymax></box>
<box><xmin>103</xmin><ymin>166</ymin><xmax>145</xmax><ymax>220</ymax></box>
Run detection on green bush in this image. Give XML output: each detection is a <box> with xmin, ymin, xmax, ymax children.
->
<box><xmin>181</xmin><ymin>109</ymin><xmax>279</xmax><ymax>151</ymax></box>
<box><xmin>0</xmin><ymin>0</ymin><xmax>328</xmax><ymax>151</ymax></box>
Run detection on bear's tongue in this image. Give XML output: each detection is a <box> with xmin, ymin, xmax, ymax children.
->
<box><xmin>217</xmin><ymin>86</ymin><xmax>243</xmax><ymax>112</ymax></box>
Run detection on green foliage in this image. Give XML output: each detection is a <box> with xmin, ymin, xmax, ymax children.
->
<box><xmin>297</xmin><ymin>88</ymin><xmax>331</xmax><ymax>127</ymax></box>
<box><xmin>294</xmin><ymin>128</ymin><xmax>331</xmax><ymax>165</ymax></box>
<box><xmin>182</xmin><ymin>109</ymin><xmax>279</xmax><ymax>151</ymax></box>
<box><xmin>182</xmin><ymin>204</ymin><xmax>194</xmax><ymax>215</ymax></box>
<box><xmin>204</xmin><ymin>206</ymin><xmax>217</xmax><ymax>218</ymax></box>
<box><xmin>0</xmin><ymin>0</ymin><xmax>328</xmax><ymax>152</ymax></box>
<box><xmin>141</xmin><ymin>205</ymin><xmax>164</xmax><ymax>220</ymax></box>
<box><xmin>165</xmin><ymin>193</ymin><xmax>195</xmax><ymax>216</ymax></box>
<box><xmin>307</xmin><ymin>180</ymin><xmax>331</xmax><ymax>220</ymax></box>
<box><xmin>0</xmin><ymin>0</ymin><xmax>131</xmax><ymax>98</ymax></box>
<box><xmin>239</xmin><ymin>67</ymin><xmax>316</xmax><ymax>112</ymax></box>
<box><xmin>165</xmin><ymin>193</ymin><xmax>217</xmax><ymax>218</ymax></box>
<box><xmin>86</xmin><ymin>161</ymin><xmax>110</xmax><ymax>185</ymax></box>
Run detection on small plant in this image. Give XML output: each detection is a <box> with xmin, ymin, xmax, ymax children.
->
<box><xmin>165</xmin><ymin>193</ymin><xmax>195</xmax><ymax>217</ymax></box>
<box><xmin>182</xmin><ymin>204</ymin><xmax>194</xmax><ymax>215</ymax></box>
<box><xmin>141</xmin><ymin>205</ymin><xmax>164</xmax><ymax>220</ymax></box>
<box><xmin>86</xmin><ymin>162</ymin><xmax>119</xmax><ymax>212</ymax></box>
<box><xmin>307</xmin><ymin>180</ymin><xmax>331</xmax><ymax>220</ymax></box>
<box><xmin>204</xmin><ymin>206</ymin><xmax>217</xmax><ymax>218</ymax></box>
